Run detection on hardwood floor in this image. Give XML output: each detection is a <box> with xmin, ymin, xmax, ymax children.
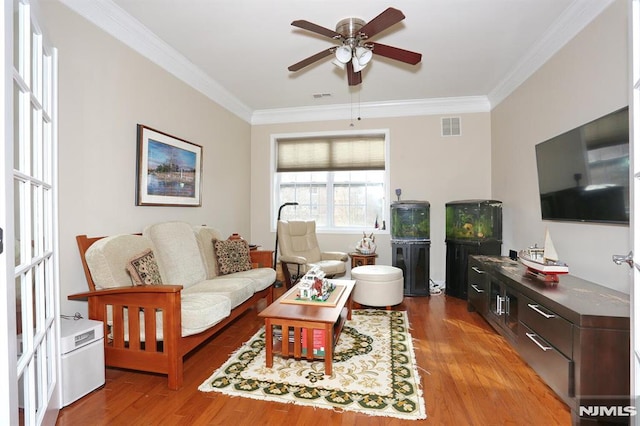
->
<box><xmin>55</xmin><ymin>287</ymin><xmax>571</xmax><ymax>425</ymax></box>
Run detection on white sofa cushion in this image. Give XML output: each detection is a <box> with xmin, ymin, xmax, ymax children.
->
<box><xmin>183</xmin><ymin>277</ymin><xmax>254</xmax><ymax>309</ymax></box>
<box><xmin>180</xmin><ymin>293</ymin><xmax>231</xmax><ymax>336</ymax></box>
<box><xmin>85</xmin><ymin>234</ymin><xmax>157</xmax><ymax>289</ymax></box>
<box><xmin>227</xmin><ymin>268</ymin><xmax>277</xmax><ymax>292</ymax></box>
<box><xmin>193</xmin><ymin>225</ymin><xmax>276</xmax><ymax>291</ymax></box>
<box><xmin>144</xmin><ymin>221</ymin><xmax>206</xmax><ymax>288</ymax></box>
<box><xmin>193</xmin><ymin>226</ymin><xmax>224</xmax><ymax>279</ymax></box>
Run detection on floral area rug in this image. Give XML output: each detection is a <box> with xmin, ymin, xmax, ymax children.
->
<box><xmin>198</xmin><ymin>310</ymin><xmax>426</xmax><ymax>420</ymax></box>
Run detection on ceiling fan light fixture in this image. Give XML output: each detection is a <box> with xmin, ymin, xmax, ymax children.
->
<box><xmin>352</xmin><ymin>56</ymin><xmax>367</xmax><ymax>73</ymax></box>
<box><xmin>288</xmin><ymin>8</ymin><xmax>421</xmax><ymax>87</ymax></box>
<box><xmin>335</xmin><ymin>45</ymin><xmax>352</xmax><ymax>64</ymax></box>
<box><xmin>355</xmin><ymin>46</ymin><xmax>373</xmax><ymax>66</ymax></box>
<box><xmin>331</xmin><ymin>58</ymin><xmax>346</xmax><ymax>69</ymax></box>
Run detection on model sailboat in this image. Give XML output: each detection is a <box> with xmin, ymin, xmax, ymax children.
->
<box><xmin>519</xmin><ymin>229</ymin><xmax>569</xmax><ymax>282</ymax></box>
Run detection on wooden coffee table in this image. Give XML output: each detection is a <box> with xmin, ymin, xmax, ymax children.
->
<box><xmin>258</xmin><ymin>279</ymin><xmax>355</xmax><ymax>376</ymax></box>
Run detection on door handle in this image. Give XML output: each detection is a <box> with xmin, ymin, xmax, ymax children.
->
<box><xmin>496</xmin><ymin>295</ymin><xmax>504</xmax><ymax>315</ymax></box>
<box><xmin>612</xmin><ymin>251</ymin><xmax>635</xmax><ymax>269</ymax></box>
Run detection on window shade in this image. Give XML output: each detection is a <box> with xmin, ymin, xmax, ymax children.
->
<box><xmin>276</xmin><ymin>135</ymin><xmax>385</xmax><ymax>172</ymax></box>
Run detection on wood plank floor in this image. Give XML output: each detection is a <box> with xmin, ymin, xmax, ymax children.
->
<box><xmin>55</xmin><ymin>287</ymin><xmax>571</xmax><ymax>425</ymax></box>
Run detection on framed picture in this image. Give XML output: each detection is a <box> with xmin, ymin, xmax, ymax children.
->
<box><xmin>136</xmin><ymin>124</ymin><xmax>202</xmax><ymax>206</ymax></box>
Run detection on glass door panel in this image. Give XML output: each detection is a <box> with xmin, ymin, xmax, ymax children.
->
<box><xmin>505</xmin><ymin>290</ymin><xmax>519</xmax><ymax>336</ymax></box>
<box><xmin>10</xmin><ymin>1</ymin><xmax>58</xmax><ymax>424</ymax></box>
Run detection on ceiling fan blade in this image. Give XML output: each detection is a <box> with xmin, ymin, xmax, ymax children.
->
<box><xmin>371</xmin><ymin>42</ymin><xmax>422</xmax><ymax>65</ymax></box>
<box><xmin>288</xmin><ymin>48</ymin><xmax>334</xmax><ymax>72</ymax></box>
<box><xmin>291</xmin><ymin>20</ymin><xmax>342</xmax><ymax>40</ymax></box>
<box><xmin>359</xmin><ymin>7</ymin><xmax>405</xmax><ymax>39</ymax></box>
<box><xmin>346</xmin><ymin>61</ymin><xmax>362</xmax><ymax>86</ymax></box>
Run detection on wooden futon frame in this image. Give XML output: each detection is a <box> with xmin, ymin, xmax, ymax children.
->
<box><xmin>69</xmin><ymin>234</ymin><xmax>274</xmax><ymax>390</ymax></box>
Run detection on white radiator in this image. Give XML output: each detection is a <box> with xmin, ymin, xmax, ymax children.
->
<box><xmin>60</xmin><ymin>319</ymin><xmax>105</xmax><ymax>407</ymax></box>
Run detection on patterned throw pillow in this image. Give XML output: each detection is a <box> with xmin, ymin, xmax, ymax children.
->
<box><xmin>126</xmin><ymin>249</ymin><xmax>163</xmax><ymax>286</ymax></box>
<box><xmin>213</xmin><ymin>239</ymin><xmax>253</xmax><ymax>275</ymax></box>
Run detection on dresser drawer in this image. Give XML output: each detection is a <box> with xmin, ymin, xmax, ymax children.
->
<box><xmin>468</xmin><ymin>261</ymin><xmax>487</xmax><ymax>286</ymax></box>
<box><xmin>467</xmin><ymin>260</ymin><xmax>488</xmax><ymax>312</ymax></box>
<box><xmin>520</xmin><ymin>294</ymin><xmax>573</xmax><ymax>358</ymax></box>
<box><xmin>519</xmin><ymin>323</ymin><xmax>574</xmax><ymax>400</ymax></box>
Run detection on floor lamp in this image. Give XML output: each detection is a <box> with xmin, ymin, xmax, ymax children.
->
<box><xmin>273</xmin><ymin>202</ymin><xmax>298</xmax><ymax>287</ymax></box>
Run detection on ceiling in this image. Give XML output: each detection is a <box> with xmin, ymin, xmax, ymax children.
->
<box><xmin>62</xmin><ymin>0</ymin><xmax>613</xmax><ymax>123</ymax></box>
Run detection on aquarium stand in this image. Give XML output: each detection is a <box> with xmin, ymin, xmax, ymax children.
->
<box><xmin>391</xmin><ymin>240</ymin><xmax>430</xmax><ymax>296</ymax></box>
<box><xmin>445</xmin><ymin>239</ymin><xmax>501</xmax><ymax>299</ymax></box>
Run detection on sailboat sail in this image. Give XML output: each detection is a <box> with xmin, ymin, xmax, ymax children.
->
<box><xmin>543</xmin><ymin>229</ymin><xmax>558</xmax><ymax>262</ymax></box>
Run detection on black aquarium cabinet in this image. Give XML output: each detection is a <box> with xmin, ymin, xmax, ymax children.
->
<box><xmin>392</xmin><ymin>241</ymin><xmax>430</xmax><ymax>296</ymax></box>
<box><xmin>446</xmin><ymin>240</ymin><xmax>501</xmax><ymax>299</ymax></box>
<box><xmin>390</xmin><ymin>201</ymin><xmax>430</xmax><ymax>296</ymax></box>
<box><xmin>445</xmin><ymin>200</ymin><xmax>502</xmax><ymax>299</ymax></box>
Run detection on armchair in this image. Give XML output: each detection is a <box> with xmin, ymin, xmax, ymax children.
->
<box><xmin>277</xmin><ymin>220</ymin><xmax>348</xmax><ymax>288</ymax></box>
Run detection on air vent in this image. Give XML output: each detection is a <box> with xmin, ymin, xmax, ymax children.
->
<box><xmin>441</xmin><ymin>117</ymin><xmax>461</xmax><ymax>136</ymax></box>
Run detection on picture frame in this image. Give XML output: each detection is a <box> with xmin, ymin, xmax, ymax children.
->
<box><xmin>136</xmin><ymin>124</ymin><xmax>202</xmax><ymax>206</ymax></box>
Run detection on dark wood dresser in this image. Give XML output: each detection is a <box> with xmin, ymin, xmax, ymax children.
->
<box><xmin>468</xmin><ymin>255</ymin><xmax>630</xmax><ymax>424</ymax></box>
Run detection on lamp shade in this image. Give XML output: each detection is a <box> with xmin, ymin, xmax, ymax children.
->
<box><xmin>335</xmin><ymin>45</ymin><xmax>352</xmax><ymax>64</ymax></box>
<box><xmin>352</xmin><ymin>56</ymin><xmax>366</xmax><ymax>72</ymax></box>
<box><xmin>355</xmin><ymin>46</ymin><xmax>373</xmax><ymax>65</ymax></box>
<box><xmin>331</xmin><ymin>58</ymin><xmax>346</xmax><ymax>69</ymax></box>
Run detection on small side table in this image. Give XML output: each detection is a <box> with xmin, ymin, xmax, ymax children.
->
<box><xmin>250</xmin><ymin>249</ymin><xmax>273</xmax><ymax>268</ymax></box>
<box><xmin>349</xmin><ymin>252</ymin><xmax>378</xmax><ymax>268</ymax></box>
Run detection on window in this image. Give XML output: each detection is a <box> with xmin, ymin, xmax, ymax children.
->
<box><xmin>274</xmin><ymin>131</ymin><xmax>389</xmax><ymax>231</ymax></box>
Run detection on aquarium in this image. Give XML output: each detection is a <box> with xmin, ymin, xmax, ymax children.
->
<box><xmin>391</xmin><ymin>201</ymin><xmax>430</xmax><ymax>241</ymax></box>
<box><xmin>445</xmin><ymin>200</ymin><xmax>502</xmax><ymax>241</ymax></box>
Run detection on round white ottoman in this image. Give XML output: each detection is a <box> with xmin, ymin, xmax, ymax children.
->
<box><xmin>351</xmin><ymin>265</ymin><xmax>404</xmax><ymax>309</ymax></box>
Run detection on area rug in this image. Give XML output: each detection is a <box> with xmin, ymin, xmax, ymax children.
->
<box><xmin>198</xmin><ymin>309</ymin><xmax>426</xmax><ymax>420</ymax></box>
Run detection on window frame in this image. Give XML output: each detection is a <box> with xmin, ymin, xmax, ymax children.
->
<box><xmin>271</xmin><ymin>129</ymin><xmax>391</xmax><ymax>234</ymax></box>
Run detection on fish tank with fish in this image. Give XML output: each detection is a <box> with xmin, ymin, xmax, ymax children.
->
<box><xmin>445</xmin><ymin>200</ymin><xmax>502</xmax><ymax>241</ymax></box>
<box><xmin>390</xmin><ymin>201</ymin><xmax>430</xmax><ymax>241</ymax></box>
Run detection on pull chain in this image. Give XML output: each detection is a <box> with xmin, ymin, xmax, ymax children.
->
<box><xmin>350</xmin><ymin>91</ymin><xmax>355</xmax><ymax>127</ymax></box>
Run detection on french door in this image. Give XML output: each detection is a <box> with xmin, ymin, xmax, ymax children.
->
<box><xmin>3</xmin><ymin>0</ymin><xmax>60</xmax><ymax>424</ymax></box>
<box><xmin>632</xmin><ymin>0</ymin><xmax>640</xmax><ymax>423</ymax></box>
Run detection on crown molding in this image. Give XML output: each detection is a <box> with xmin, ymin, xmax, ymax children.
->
<box><xmin>488</xmin><ymin>0</ymin><xmax>615</xmax><ymax>108</ymax></box>
<box><xmin>251</xmin><ymin>96</ymin><xmax>491</xmax><ymax>125</ymax></box>
<box><xmin>60</xmin><ymin>0</ymin><xmax>613</xmax><ymax>124</ymax></box>
<box><xmin>59</xmin><ymin>0</ymin><xmax>254</xmax><ymax>122</ymax></box>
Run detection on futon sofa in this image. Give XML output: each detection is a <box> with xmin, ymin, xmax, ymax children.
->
<box><xmin>71</xmin><ymin>221</ymin><xmax>276</xmax><ymax>390</ymax></box>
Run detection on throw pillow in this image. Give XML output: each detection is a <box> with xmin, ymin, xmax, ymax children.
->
<box><xmin>126</xmin><ymin>249</ymin><xmax>163</xmax><ymax>286</ymax></box>
<box><xmin>213</xmin><ymin>238</ymin><xmax>252</xmax><ymax>275</ymax></box>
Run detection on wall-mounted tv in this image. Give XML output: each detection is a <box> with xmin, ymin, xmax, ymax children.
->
<box><xmin>535</xmin><ymin>106</ymin><xmax>629</xmax><ymax>224</ymax></box>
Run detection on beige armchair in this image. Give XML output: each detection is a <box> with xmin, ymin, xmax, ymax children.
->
<box><xmin>277</xmin><ymin>220</ymin><xmax>348</xmax><ymax>288</ymax></box>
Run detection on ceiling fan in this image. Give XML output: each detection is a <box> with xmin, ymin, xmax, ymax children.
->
<box><xmin>288</xmin><ymin>7</ymin><xmax>422</xmax><ymax>86</ymax></box>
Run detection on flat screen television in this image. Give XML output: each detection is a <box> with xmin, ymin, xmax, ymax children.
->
<box><xmin>535</xmin><ymin>106</ymin><xmax>629</xmax><ymax>224</ymax></box>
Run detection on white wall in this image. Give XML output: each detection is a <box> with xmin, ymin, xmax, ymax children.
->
<box><xmin>40</xmin><ymin>0</ymin><xmax>630</xmax><ymax>319</ymax></box>
<box><xmin>250</xmin><ymin>112</ymin><xmax>493</xmax><ymax>283</ymax></box>
<box><xmin>491</xmin><ymin>0</ymin><xmax>630</xmax><ymax>292</ymax></box>
<box><xmin>41</xmin><ymin>2</ymin><xmax>252</xmax><ymax>317</ymax></box>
